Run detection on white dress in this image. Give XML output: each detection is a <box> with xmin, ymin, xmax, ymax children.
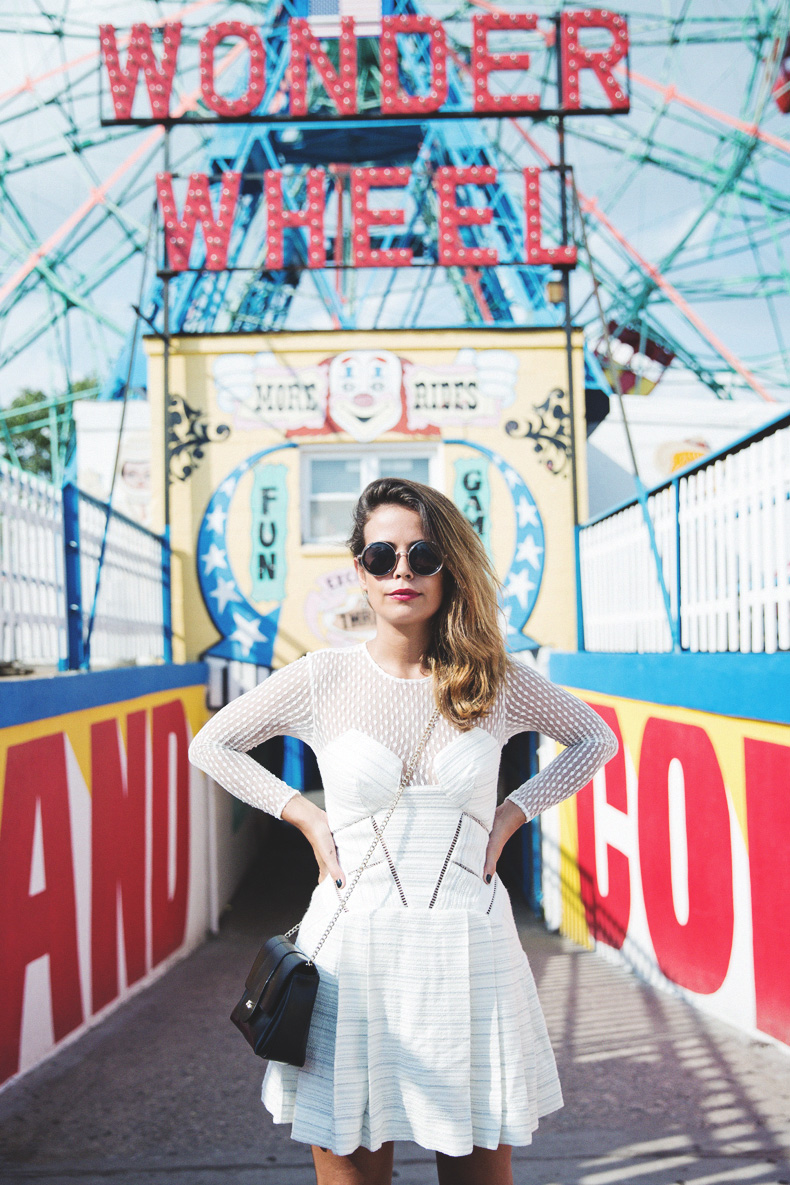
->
<box><xmin>188</xmin><ymin>643</ymin><xmax>618</xmax><ymax>1157</ymax></box>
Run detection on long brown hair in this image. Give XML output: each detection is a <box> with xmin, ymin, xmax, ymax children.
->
<box><xmin>348</xmin><ymin>477</ymin><xmax>508</xmax><ymax>728</ymax></box>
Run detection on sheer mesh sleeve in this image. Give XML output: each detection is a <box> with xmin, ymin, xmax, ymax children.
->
<box><xmin>188</xmin><ymin>654</ymin><xmax>314</xmax><ymax>819</ymax></box>
<box><xmin>503</xmin><ymin>659</ymin><xmax>618</xmax><ymax>821</ymax></box>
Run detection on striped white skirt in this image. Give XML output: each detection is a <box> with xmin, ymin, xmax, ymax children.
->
<box><xmin>261</xmin><ymin>790</ymin><xmax>563</xmax><ymax>1157</ymax></box>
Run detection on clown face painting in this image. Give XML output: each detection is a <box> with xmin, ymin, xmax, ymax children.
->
<box><xmin>328</xmin><ymin>350</ymin><xmax>403</xmax><ymax>442</ymax></box>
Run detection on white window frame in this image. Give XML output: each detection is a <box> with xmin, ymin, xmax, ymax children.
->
<box><xmin>300</xmin><ymin>443</ymin><xmax>442</xmax><ymax>547</ymax></box>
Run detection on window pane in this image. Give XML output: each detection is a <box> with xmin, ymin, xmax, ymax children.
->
<box><xmin>311</xmin><ymin>458</ymin><xmax>361</xmax><ymax>495</ymax></box>
<box><xmin>310</xmin><ymin>498</ymin><xmax>356</xmax><ymax>542</ymax></box>
<box><xmin>377</xmin><ymin>456</ymin><xmax>431</xmax><ymax>485</ymax></box>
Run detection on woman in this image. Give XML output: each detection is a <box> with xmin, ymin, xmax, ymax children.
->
<box><xmin>189</xmin><ymin>477</ymin><xmax>618</xmax><ymax>1185</ymax></box>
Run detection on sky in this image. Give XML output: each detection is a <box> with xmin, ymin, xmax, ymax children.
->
<box><xmin>0</xmin><ymin>0</ymin><xmax>788</xmax><ymax>410</ymax></box>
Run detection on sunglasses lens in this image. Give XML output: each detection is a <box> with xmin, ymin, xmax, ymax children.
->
<box><xmin>409</xmin><ymin>541</ymin><xmax>443</xmax><ymax>576</ymax></box>
<box><xmin>362</xmin><ymin>542</ymin><xmax>397</xmax><ymax>576</ymax></box>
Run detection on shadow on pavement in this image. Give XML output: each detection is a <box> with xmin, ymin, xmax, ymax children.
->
<box><xmin>0</xmin><ymin>819</ymin><xmax>788</xmax><ymax>1184</ymax></box>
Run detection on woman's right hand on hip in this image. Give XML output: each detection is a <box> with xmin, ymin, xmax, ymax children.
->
<box><xmin>280</xmin><ymin>794</ymin><xmax>345</xmax><ymax>888</ymax></box>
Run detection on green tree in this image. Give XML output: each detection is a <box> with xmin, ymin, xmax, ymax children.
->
<box><xmin>0</xmin><ymin>378</ymin><xmax>97</xmax><ymax>478</ymax></box>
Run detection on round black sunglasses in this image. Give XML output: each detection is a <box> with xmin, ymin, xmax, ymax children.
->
<box><xmin>357</xmin><ymin>540</ymin><xmax>444</xmax><ymax>577</ymax></box>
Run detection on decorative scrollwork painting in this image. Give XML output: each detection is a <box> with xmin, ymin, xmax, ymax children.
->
<box><xmin>505</xmin><ymin>388</ymin><xmax>571</xmax><ymax>477</ymax></box>
<box><xmin>167</xmin><ymin>393</ymin><xmax>231</xmax><ymax>481</ymax></box>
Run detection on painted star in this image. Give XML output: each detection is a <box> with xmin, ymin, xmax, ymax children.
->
<box><xmin>502</xmin><ymin>466</ymin><xmax>521</xmax><ymax>490</ymax></box>
<box><xmin>500</xmin><ymin>602</ymin><xmax>523</xmax><ymax>636</ymax></box>
<box><xmin>201</xmin><ymin>542</ymin><xmax>227</xmax><ymax>576</ymax></box>
<box><xmin>229</xmin><ymin>611</ymin><xmax>267</xmax><ymax>657</ymax></box>
<box><xmin>205</xmin><ymin>505</ymin><xmax>227</xmax><ymax>535</ymax></box>
<box><xmin>218</xmin><ymin>475</ymin><xmax>237</xmax><ymax>497</ymax></box>
<box><xmin>516</xmin><ymin>497</ymin><xmax>540</xmax><ymax>529</ymax></box>
<box><xmin>515</xmin><ymin>536</ymin><xmax>544</xmax><ymax>569</ymax></box>
<box><xmin>505</xmin><ymin>568</ymin><xmax>536</xmax><ymax>609</ymax></box>
<box><xmin>209</xmin><ymin>575</ymin><xmax>242</xmax><ymax>615</ymax></box>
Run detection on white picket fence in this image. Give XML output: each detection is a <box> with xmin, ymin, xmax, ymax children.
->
<box><xmin>0</xmin><ymin>459</ymin><xmax>170</xmax><ymax>669</ymax></box>
<box><xmin>0</xmin><ymin>460</ymin><xmax>66</xmax><ymax>667</ymax></box>
<box><xmin>580</xmin><ymin>417</ymin><xmax>790</xmax><ymax>654</ymax></box>
<box><xmin>77</xmin><ymin>492</ymin><xmax>169</xmax><ymax>667</ymax></box>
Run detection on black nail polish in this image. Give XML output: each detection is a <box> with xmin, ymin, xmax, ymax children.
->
<box><xmin>336</xmin><ymin>878</ymin><xmax>342</xmax><ymax>888</ymax></box>
<box><xmin>485</xmin><ymin>873</ymin><xmax>492</xmax><ymax>884</ymax></box>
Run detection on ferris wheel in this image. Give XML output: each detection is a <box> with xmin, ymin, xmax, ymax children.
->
<box><xmin>0</xmin><ymin>0</ymin><xmax>788</xmax><ymax>475</ymax></box>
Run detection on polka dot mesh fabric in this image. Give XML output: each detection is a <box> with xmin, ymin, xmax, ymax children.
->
<box><xmin>188</xmin><ymin>643</ymin><xmax>618</xmax><ymax>821</ymax></box>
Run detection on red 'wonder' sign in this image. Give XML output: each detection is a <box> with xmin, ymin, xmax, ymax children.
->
<box><xmin>100</xmin><ymin>11</ymin><xmax>629</xmax><ymax>123</ymax></box>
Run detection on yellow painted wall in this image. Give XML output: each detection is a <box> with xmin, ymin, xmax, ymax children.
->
<box><xmin>0</xmin><ymin>677</ymin><xmax>211</xmax><ymax>1087</ymax></box>
<box><xmin>146</xmin><ymin>328</ymin><xmax>586</xmax><ymax>665</ymax></box>
<box><xmin>543</xmin><ymin>686</ymin><xmax>790</xmax><ymax>1045</ymax></box>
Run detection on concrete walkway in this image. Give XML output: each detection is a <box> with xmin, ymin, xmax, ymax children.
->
<box><xmin>1</xmin><ymin>821</ymin><xmax>789</xmax><ymax>1185</ymax></box>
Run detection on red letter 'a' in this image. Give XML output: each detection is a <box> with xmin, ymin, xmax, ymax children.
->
<box><xmin>91</xmin><ymin>712</ymin><xmax>147</xmax><ymax>1014</ymax></box>
<box><xmin>289</xmin><ymin>16</ymin><xmax>357</xmax><ymax>116</ymax></box>
<box><xmin>576</xmin><ymin>704</ymin><xmax>630</xmax><ymax>949</ymax></box>
<box><xmin>156</xmin><ymin>172</ymin><xmax>241</xmax><ymax>271</ymax></box>
<box><xmin>150</xmin><ymin>700</ymin><xmax>191</xmax><ymax>967</ymax></box>
<box><xmin>744</xmin><ymin>737</ymin><xmax>790</xmax><ymax>1044</ymax></box>
<box><xmin>0</xmin><ymin>734</ymin><xmax>83</xmax><ymax>1087</ymax></box>
<box><xmin>100</xmin><ymin>23</ymin><xmax>181</xmax><ymax>120</ymax></box>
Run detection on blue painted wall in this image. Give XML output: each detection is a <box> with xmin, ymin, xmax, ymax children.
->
<box><xmin>0</xmin><ymin>663</ymin><xmax>207</xmax><ymax>728</ymax></box>
<box><xmin>549</xmin><ymin>650</ymin><xmax>790</xmax><ymax>726</ymax></box>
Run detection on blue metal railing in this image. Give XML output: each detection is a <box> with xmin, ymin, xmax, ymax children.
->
<box><xmin>62</xmin><ymin>483</ymin><xmax>172</xmax><ymax>670</ymax></box>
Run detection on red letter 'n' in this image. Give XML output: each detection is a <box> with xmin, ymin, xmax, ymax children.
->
<box><xmin>289</xmin><ymin>17</ymin><xmax>357</xmax><ymax>117</ymax></box>
<box><xmin>90</xmin><ymin>712</ymin><xmax>147</xmax><ymax>1013</ymax></box>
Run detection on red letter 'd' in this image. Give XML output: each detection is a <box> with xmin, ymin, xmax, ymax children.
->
<box><xmin>100</xmin><ymin>23</ymin><xmax>181</xmax><ymax>120</ymax></box>
<box><xmin>560</xmin><ymin>9</ymin><xmax>629</xmax><ymax>111</ymax></box>
<box><xmin>156</xmin><ymin>172</ymin><xmax>241</xmax><ymax>271</ymax></box>
<box><xmin>91</xmin><ymin>712</ymin><xmax>147</xmax><ymax>1013</ymax></box>
<box><xmin>150</xmin><ymin>701</ymin><xmax>190</xmax><ymax>967</ymax></box>
<box><xmin>200</xmin><ymin>22</ymin><xmax>265</xmax><ymax>116</ymax></box>
<box><xmin>289</xmin><ymin>17</ymin><xmax>357</xmax><ymax>116</ymax></box>
<box><xmin>351</xmin><ymin>168</ymin><xmax>413</xmax><ymax>267</ymax></box>
<box><xmin>471</xmin><ymin>14</ymin><xmax>539</xmax><ymax>113</ymax></box>
<box><xmin>745</xmin><ymin>736</ymin><xmax>790</xmax><ymax>1044</ymax></box>
<box><xmin>524</xmin><ymin>168</ymin><xmax>577</xmax><ymax>265</ymax></box>
<box><xmin>638</xmin><ymin>718</ymin><xmax>733</xmax><ymax>995</ymax></box>
<box><xmin>380</xmin><ymin>16</ymin><xmax>448</xmax><ymax>114</ymax></box>
<box><xmin>435</xmin><ymin>167</ymin><xmax>498</xmax><ymax>267</ymax></box>
<box><xmin>0</xmin><ymin>734</ymin><xmax>83</xmax><ymax>1086</ymax></box>
<box><xmin>576</xmin><ymin>705</ymin><xmax>630</xmax><ymax>948</ymax></box>
<box><xmin>265</xmin><ymin>170</ymin><xmax>326</xmax><ymax>269</ymax></box>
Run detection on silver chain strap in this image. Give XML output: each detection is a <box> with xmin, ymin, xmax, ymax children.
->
<box><xmin>285</xmin><ymin>707</ymin><xmax>441</xmax><ymax>965</ymax></box>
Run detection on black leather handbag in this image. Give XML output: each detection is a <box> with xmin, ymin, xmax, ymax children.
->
<box><xmin>231</xmin><ymin>708</ymin><xmax>439</xmax><ymax>1068</ymax></box>
<box><xmin>230</xmin><ymin>935</ymin><xmax>319</xmax><ymax>1066</ymax></box>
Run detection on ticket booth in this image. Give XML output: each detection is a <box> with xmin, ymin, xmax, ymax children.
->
<box><xmin>146</xmin><ymin>326</ymin><xmax>588</xmax><ymax>670</ymax></box>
